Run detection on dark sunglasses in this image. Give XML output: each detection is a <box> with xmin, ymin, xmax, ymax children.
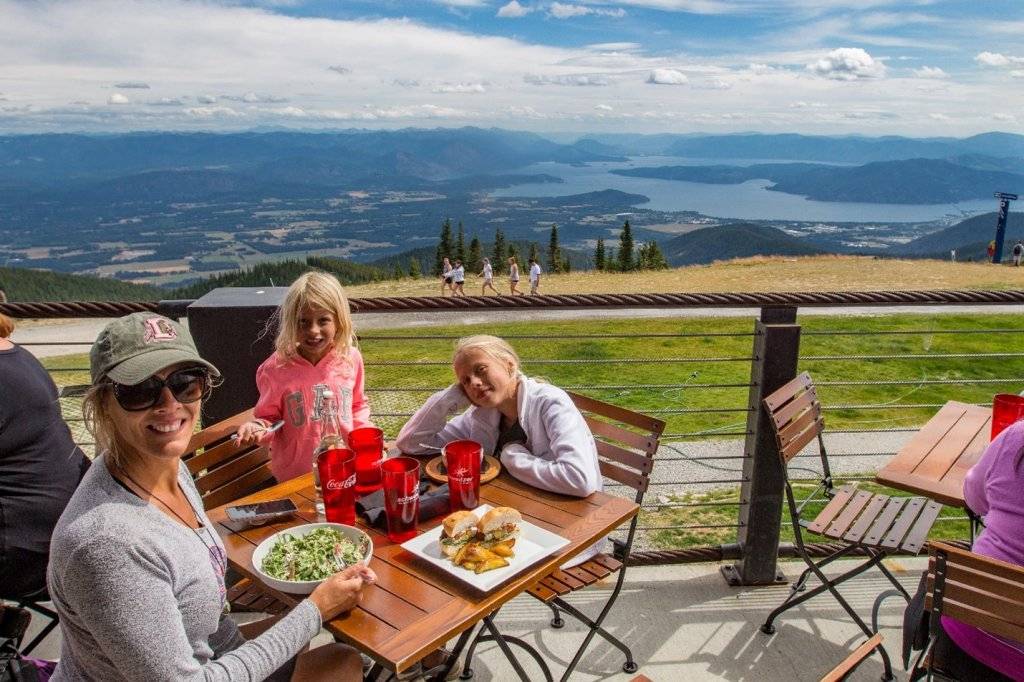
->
<box><xmin>110</xmin><ymin>367</ymin><xmax>212</xmax><ymax>411</ymax></box>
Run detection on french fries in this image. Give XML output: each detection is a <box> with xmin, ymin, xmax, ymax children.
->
<box><xmin>449</xmin><ymin>541</ymin><xmax>511</xmax><ymax>573</ymax></box>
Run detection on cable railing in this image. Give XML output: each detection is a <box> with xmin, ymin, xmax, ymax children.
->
<box><xmin>12</xmin><ymin>291</ymin><xmax>1024</xmax><ymax>566</ymax></box>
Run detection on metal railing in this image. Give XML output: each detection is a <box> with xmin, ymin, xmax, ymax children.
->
<box><xmin>8</xmin><ymin>289</ymin><xmax>1024</xmax><ymax>576</ymax></box>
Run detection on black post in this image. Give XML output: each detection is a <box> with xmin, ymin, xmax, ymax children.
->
<box><xmin>721</xmin><ymin>306</ymin><xmax>800</xmax><ymax>586</ymax></box>
<box><xmin>993</xmin><ymin>192</ymin><xmax>1018</xmax><ymax>264</ymax></box>
<box><xmin>187</xmin><ymin>287</ymin><xmax>287</xmax><ymax>425</ymax></box>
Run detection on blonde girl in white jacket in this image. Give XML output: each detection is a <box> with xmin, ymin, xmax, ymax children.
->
<box><xmin>396</xmin><ymin>335</ymin><xmax>603</xmax><ymax>564</ymax></box>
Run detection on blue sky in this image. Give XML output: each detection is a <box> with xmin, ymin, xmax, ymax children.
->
<box><xmin>1</xmin><ymin>0</ymin><xmax>1022</xmax><ymax>136</ymax></box>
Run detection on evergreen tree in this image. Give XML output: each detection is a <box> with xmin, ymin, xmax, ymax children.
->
<box><xmin>508</xmin><ymin>243</ymin><xmax>520</xmax><ymax>265</ymax></box>
<box><xmin>434</xmin><ymin>218</ymin><xmax>453</xmax><ymax>275</ymax></box>
<box><xmin>455</xmin><ymin>221</ymin><xmax>466</xmax><ymax>263</ymax></box>
<box><xmin>468</xmin><ymin>236</ymin><xmax>482</xmax><ymax>270</ymax></box>
<box><xmin>492</xmin><ymin>228</ymin><xmax>506</xmax><ymax>264</ymax></box>
<box><xmin>528</xmin><ymin>242</ymin><xmax>540</xmax><ymax>264</ymax></box>
<box><xmin>561</xmin><ymin>256</ymin><xmax>571</xmax><ymax>273</ymax></box>
<box><xmin>605</xmin><ymin>247</ymin><xmax>617</xmax><ymax>271</ymax></box>
<box><xmin>408</xmin><ymin>257</ymin><xmax>422</xmax><ymax>279</ymax></box>
<box><xmin>392</xmin><ymin>263</ymin><xmax>405</xmax><ymax>280</ymax></box>
<box><xmin>646</xmin><ymin>241</ymin><xmax>668</xmax><ymax>269</ymax></box>
<box><xmin>594</xmin><ymin>238</ymin><xmax>605</xmax><ymax>271</ymax></box>
<box><xmin>547</xmin><ymin>224</ymin><xmax>562</xmax><ymax>273</ymax></box>
<box><xmin>618</xmin><ymin>220</ymin><xmax>634</xmax><ymax>271</ymax></box>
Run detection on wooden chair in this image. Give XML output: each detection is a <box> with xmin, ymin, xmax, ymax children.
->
<box><xmin>820</xmin><ymin>633</ymin><xmax>885</xmax><ymax>682</ymax></box>
<box><xmin>920</xmin><ymin>542</ymin><xmax>1024</xmax><ymax>680</ymax></box>
<box><xmin>759</xmin><ymin>373</ymin><xmax>943</xmax><ymax>682</ymax></box>
<box><xmin>458</xmin><ymin>392</ymin><xmax>664</xmax><ymax>682</ymax></box>
<box><xmin>183</xmin><ymin>409</ymin><xmax>286</xmax><ymax>614</ymax></box>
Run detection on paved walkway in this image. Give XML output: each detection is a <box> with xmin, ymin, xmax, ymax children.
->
<box><xmin>24</xmin><ymin>557</ymin><xmax>926</xmax><ymax>681</ymax></box>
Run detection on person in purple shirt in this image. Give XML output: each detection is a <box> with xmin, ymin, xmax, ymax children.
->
<box><xmin>933</xmin><ymin>419</ymin><xmax>1024</xmax><ymax>680</ymax></box>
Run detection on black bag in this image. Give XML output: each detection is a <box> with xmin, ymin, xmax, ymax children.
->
<box><xmin>0</xmin><ymin>606</ymin><xmax>41</xmax><ymax>682</ymax></box>
<box><xmin>902</xmin><ymin>570</ymin><xmax>931</xmax><ymax>671</ymax></box>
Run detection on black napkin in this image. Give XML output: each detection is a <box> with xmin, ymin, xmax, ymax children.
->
<box><xmin>357</xmin><ymin>483</ymin><xmax>451</xmax><ymax>529</ymax></box>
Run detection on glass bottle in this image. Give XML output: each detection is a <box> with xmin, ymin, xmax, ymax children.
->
<box><xmin>312</xmin><ymin>389</ymin><xmax>347</xmax><ymax>517</ymax></box>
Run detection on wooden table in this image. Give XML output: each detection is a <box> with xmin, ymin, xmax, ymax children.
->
<box><xmin>875</xmin><ymin>401</ymin><xmax>990</xmax><ymax>508</ymax></box>
<box><xmin>209</xmin><ymin>471</ymin><xmax>638</xmax><ymax>677</ymax></box>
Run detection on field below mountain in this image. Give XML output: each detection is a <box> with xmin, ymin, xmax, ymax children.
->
<box><xmin>342</xmin><ymin>255</ymin><xmax>1024</xmax><ymax>298</ymax></box>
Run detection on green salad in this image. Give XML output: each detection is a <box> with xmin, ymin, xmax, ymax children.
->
<box><xmin>261</xmin><ymin>528</ymin><xmax>369</xmax><ymax>582</ymax></box>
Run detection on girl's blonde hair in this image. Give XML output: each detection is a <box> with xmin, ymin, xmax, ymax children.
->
<box><xmin>82</xmin><ymin>385</ymin><xmax>135</xmax><ymax>470</ymax></box>
<box><xmin>275</xmin><ymin>272</ymin><xmax>354</xmax><ymax>361</ymax></box>
<box><xmin>0</xmin><ymin>312</ymin><xmax>13</xmax><ymax>339</ymax></box>
<box><xmin>453</xmin><ymin>335</ymin><xmax>520</xmax><ymax>375</ymax></box>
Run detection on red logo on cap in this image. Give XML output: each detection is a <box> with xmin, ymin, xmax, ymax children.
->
<box><xmin>143</xmin><ymin>317</ymin><xmax>177</xmax><ymax>343</ymax></box>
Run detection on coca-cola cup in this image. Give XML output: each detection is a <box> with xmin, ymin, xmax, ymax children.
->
<box><xmin>317</xmin><ymin>447</ymin><xmax>357</xmax><ymax>525</ymax></box>
<box><xmin>991</xmin><ymin>393</ymin><xmax>1024</xmax><ymax>440</ymax></box>
<box><xmin>382</xmin><ymin>457</ymin><xmax>420</xmax><ymax>543</ymax></box>
<box><xmin>443</xmin><ymin>440</ymin><xmax>482</xmax><ymax>512</ymax></box>
<box><xmin>349</xmin><ymin>426</ymin><xmax>385</xmax><ymax>494</ymax></box>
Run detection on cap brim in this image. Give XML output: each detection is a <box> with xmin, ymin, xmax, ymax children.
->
<box><xmin>105</xmin><ymin>348</ymin><xmax>221</xmax><ymax>386</ymax></box>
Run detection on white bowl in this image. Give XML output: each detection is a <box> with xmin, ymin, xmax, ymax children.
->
<box><xmin>251</xmin><ymin>522</ymin><xmax>373</xmax><ymax>595</ymax></box>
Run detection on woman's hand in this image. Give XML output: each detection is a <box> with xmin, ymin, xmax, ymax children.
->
<box><xmin>235</xmin><ymin>420</ymin><xmax>268</xmax><ymax>446</ymax></box>
<box><xmin>308</xmin><ymin>564</ymin><xmax>377</xmax><ymax>621</ymax></box>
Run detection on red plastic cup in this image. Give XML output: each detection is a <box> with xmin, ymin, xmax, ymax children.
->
<box><xmin>317</xmin><ymin>447</ymin><xmax>357</xmax><ymax>525</ymax></box>
<box><xmin>349</xmin><ymin>426</ymin><xmax>385</xmax><ymax>494</ymax></box>
<box><xmin>991</xmin><ymin>394</ymin><xmax>1024</xmax><ymax>440</ymax></box>
<box><xmin>443</xmin><ymin>440</ymin><xmax>482</xmax><ymax>512</ymax></box>
<box><xmin>382</xmin><ymin>457</ymin><xmax>420</xmax><ymax>542</ymax></box>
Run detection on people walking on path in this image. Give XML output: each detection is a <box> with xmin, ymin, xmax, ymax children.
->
<box><xmin>452</xmin><ymin>260</ymin><xmax>466</xmax><ymax>297</ymax></box>
<box><xmin>528</xmin><ymin>258</ymin><xmax>542</xmax><ymax>295</ymax></box>
<box><xmin>508</xmin><ymin>257</ymin><xmax>522</xmax><ymax>296</ymax></box>
<box><xmin>1013</xmin><ymin>240</ymin><xmax>1023</xmax><ymax>267</ymax></box>
<box><xmin>987</xmin><ymin>240</ymin><xmax>996</xmax><ymax>263</ymax></box>
<box><xmin>480</xmin><ymin>258</ymin><xmax>499</xmax><ymax>295</ymax></box>
<box><xmin>440</xmin><ymin>257</ymin><xmax>453</xmax><ymax>296</ymax></box>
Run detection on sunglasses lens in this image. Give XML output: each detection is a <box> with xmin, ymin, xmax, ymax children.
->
<box><xmin>114</xmin><ymin>377</ymin><xmax>163</xmax><ymax>411</ymax></box>
<box><xmin>167</xmin><ymin>370</ymin><xmax>208</xmax><ymax>403</ymax></box>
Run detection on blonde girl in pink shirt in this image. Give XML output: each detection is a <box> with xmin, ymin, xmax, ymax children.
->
<box><xmin>237</xmin><ymin>272</ymin><xmax>372</xmax><ymax>482</ymax></box>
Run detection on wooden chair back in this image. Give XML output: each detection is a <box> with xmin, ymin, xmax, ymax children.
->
<box><xmin>820</xmin><ymin>633</ymin><xmax>884</xmax><ymax>682</ymax></box>
<box><xmin>183</xmin><ymin>408</ymin><xmax>276</xmax><ymax>510</ymax></box>
<box><xmin>926</xmin><ymin>542</ymin><xmax>1024</xmax><ymax>646</ymax></box>
<box><xmin>567</xmin><ymin>391</ymin><xmax>665</xmax><ymax>502</ymax></box>
<box><xmin>763</xmin><ymin>372</ymin><xmax>824</xmax><ymax>466</ymax></box>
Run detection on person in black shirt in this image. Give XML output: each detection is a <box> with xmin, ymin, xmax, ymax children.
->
<box><xmin>0</xmin><ymin>312</ymin><xmax>90</xmax><ymax>601</ymax></box>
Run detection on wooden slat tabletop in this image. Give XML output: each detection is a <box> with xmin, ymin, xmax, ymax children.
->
<box><xmin>209</xmin><ymin>470</ymin><xmax>638</xmax><ymax>674</ymax></box>
<box><xmin>875</xmin><ymin>401</ymin><xmax>990</xmax><ymax>508</ymax></box>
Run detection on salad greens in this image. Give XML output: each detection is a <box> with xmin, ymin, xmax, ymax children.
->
<box><xmin>261</xmin><ymin>528</ymin><xmax>369</xmax><ymax>582</ymax></box>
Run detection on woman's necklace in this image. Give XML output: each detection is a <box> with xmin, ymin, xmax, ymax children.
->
<box><xmin>111</xmin><ymin>462</ymin><xmax>228</xmax><ymax>608</ymax></box>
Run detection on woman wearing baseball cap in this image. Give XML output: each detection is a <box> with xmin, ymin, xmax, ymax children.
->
<box><xmin>46</xmin><ymin>313</ymin><xmax>374</xmax><ymax>681</ymax></box>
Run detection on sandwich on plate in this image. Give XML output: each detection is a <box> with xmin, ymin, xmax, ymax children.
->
<box><xmin>440</xmin><ymin>510</ymin><xmax>480</xmax><ymax>558</ymax></box>
<box><xmin>477</xmin><ymin>506</ymin><xmax>521</xmax><ymax>550</ymax></box>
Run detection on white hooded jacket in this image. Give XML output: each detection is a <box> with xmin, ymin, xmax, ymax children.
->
<box><xmin>396</xmin><ymin>375</ymin><xmax>604</xmax><ymax>565</ymax></box>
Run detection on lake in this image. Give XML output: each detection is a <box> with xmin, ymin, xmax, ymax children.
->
<box><xmin>491</xmin><ymin>157</ymin><xmax>994</xmax><ymax>223</ymax></box>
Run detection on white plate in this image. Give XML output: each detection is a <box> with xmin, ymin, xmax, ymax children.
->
<box><xmin>399</xmin><ymin>504</ymin><xmax>570</xmax><ymax>592</ymax></box>
<box><xmin>251</xmin><ymin>522</ymin><xmax>373</xmax><ymax>595</ymax></box>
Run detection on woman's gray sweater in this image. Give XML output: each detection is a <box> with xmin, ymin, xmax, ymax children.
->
<box><xmin>46</xmin><ymin>455</ymin><xmax>321</xmax><ymax>681</ymax></box>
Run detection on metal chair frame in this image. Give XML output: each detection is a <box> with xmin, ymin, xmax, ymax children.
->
<box><xmin>458</xmin><ymin>391</ymin><xmax>664</xmax><ymax>682</ymax></box>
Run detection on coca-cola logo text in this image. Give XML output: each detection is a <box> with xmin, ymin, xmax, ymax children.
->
<box><xmin>326</xmin><ymin>474</ymin><xmax>356</xmax><ymax>490</ymax></box>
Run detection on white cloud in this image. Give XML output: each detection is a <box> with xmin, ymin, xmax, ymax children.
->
<box><xmin>107</xmin><ymin>92</ymin><xmax>130</xmax><ymax>105</ymax></box>
<box><xmin>222</xmin><ymin>92</ymin><xmax>288</xmax><ymax>103</ymax></box>
<box><xmin>646</xmin><ymin>68</ymin><xmax>688</xmax><ymax>85</ymax></box>
<box><xmin>524</xmin><ymin>73</ymin><xmax>611</xmax><ymax>86</ymax></box>
<box><xmin>993</xmin><ymin>113</ymin><xmax>1015</xmax><ymax>122</ymax></box>
<box><xmin>586</xmin><ymin>42</ymin><xmax>640</xmax><ymax>51</ymax></box>
<box><xmin>197</xmin><ymin>94</ymin><xmax>217</xmax><ymax>104</ymax></box>
<box><xmin>185</xmin><ymin>106</ymin><xmax>242</xmax><ymax>118</ymax></box>
<box><xmin>497</xmin><ymin>1</ymin><xmax>531</xmax><ymax>17</ymax></box>
<box><xmin>327</xmin><ymin>65</ymin><xmax>350</xmax><ymax>75</ymax></box>
<box><xmin>696</xmin><ymin>77</ymin><xmax>731</xmax><ymax>89</ymax></box>
<box><xmin>928</xmin><ymin>113</ymin><xmax>950</xmax><ymax>121</ymax></box>
<box><xmin>148</xmin><ymin>97</ymin><xmax>183</xmax><ymax>106</ymax></box>
<box><xmin>594</xmin><ymin>103</ymin><xmax>613</xmax><ymax>110</ymax></box>
<box><xmin>549</xmin><ymin>3</ymin><xmax>626</xmax><ymax>19</ymax></box>
<box><xmin>1013</xmin><ymin>70</ymin><xmax>1024</xmax><ymax>79</ymax></box>
<box><xmin>748</xmin><ymin>63</ymin><xmax>774</xmax><ymax>74</ymax></box>
<box><xmin>912</xmin><ymin>66</ymin><xmax>947</xmax><ymax>79</ymax></box>
<box><xmin>807</xmin><ymin>48</ymin><xmax>885</xmax><ymax>80</ymax></box>
<box><xmin>114</xmin><ymin>81</ymin><xmax>150</xmax><ymax>89</ymax></box>
<box><xmin>432</xmin><ymin>82</ymin><xmax>487</xmax><ymax>93</ymax></box>
<box><xmin>975</xmin><ymin>51</ymin><xmax>1024</xmax><ymax>67</ymax></box>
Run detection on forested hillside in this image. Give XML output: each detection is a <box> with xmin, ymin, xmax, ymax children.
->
<box><xmin>170</xmin><ymin>256</ymin><xmax>388</xmax><ymax>299</ymax></box>
<box><xmin>0</xmin><ymin>266</ymin><xmax>162</xmax><ymax>301</ymax></box>
<box><xmin>662</xmin><ymin>223</ymin><xmax>825</xmax><ymax>266</ymax></box>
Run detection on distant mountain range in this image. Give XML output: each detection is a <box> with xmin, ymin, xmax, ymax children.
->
<box><xmin>612</xmin><ymin>158</ymin><xmax>1024</xmax><ymax>204</ymax></box>
<box><xmin>894</xmin><ymin>211</ymin><xmax>1024</xmax><ymax>260</ymax></box>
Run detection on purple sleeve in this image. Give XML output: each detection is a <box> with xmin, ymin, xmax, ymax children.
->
<box><xmin>964</xmin><ymin>421</ymin><xmax>1024</xmax><ymax>517</ymax></box>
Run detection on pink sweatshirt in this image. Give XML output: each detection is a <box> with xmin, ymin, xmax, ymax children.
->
<box><xmin>253</xmin><ymin>346</ymin><xmax>372</xmax><ymax>483</ymax></box>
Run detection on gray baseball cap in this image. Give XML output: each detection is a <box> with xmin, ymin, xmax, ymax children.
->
<box><xmin>90</xmin><ymin>312</ymin><xmax>220</xmax><ymax>385</ymax></box>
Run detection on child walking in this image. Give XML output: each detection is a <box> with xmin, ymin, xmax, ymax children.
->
<box><xmin>237</xmin><ymin>272</ymin><xmax>372</xmax><ymax>482</ymax></box>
